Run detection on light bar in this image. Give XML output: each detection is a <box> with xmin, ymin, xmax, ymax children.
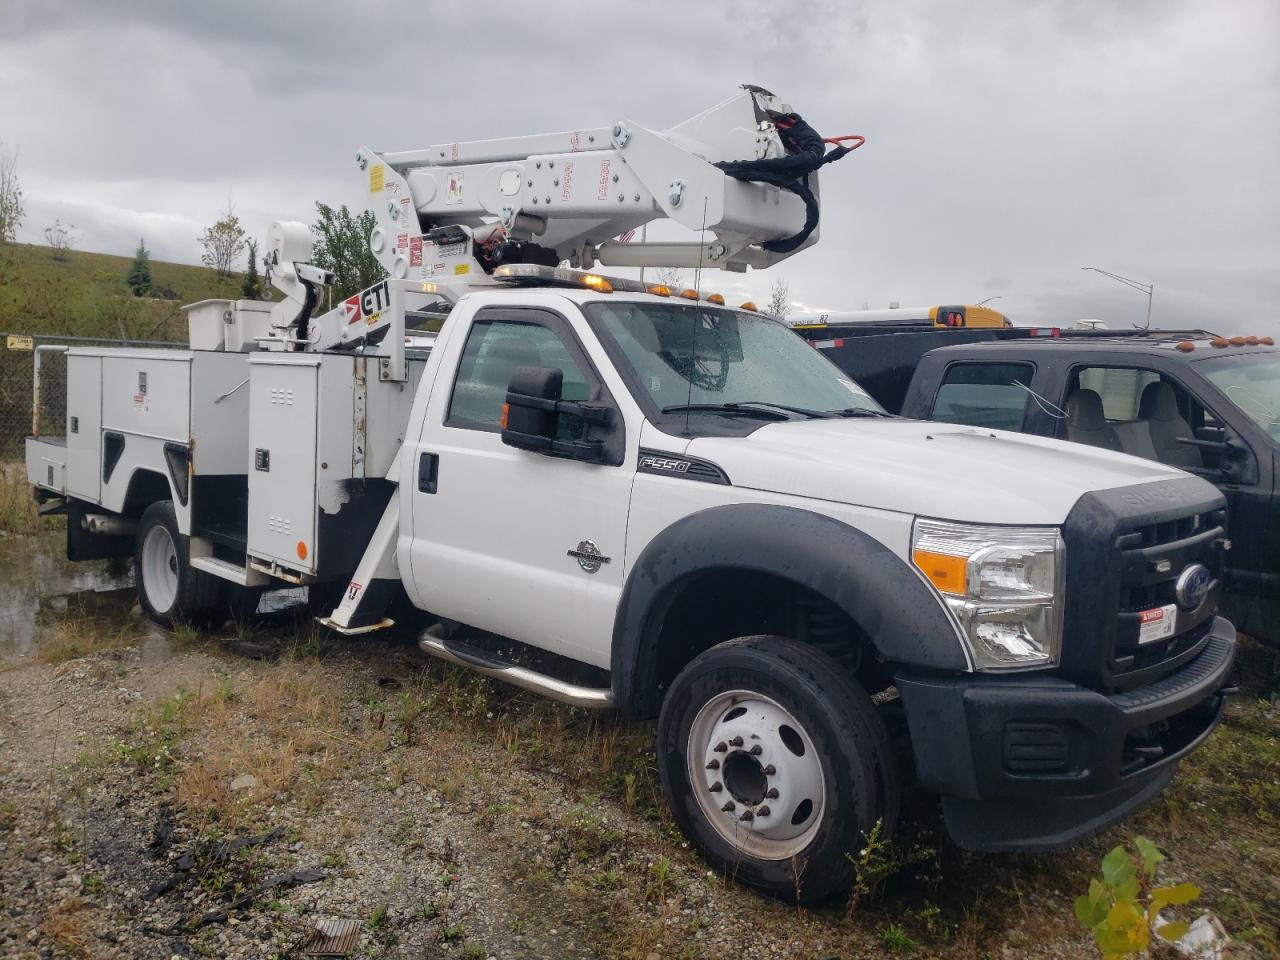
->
<box><xmin>491</xmin><ymin>264</ymin><xmax>745</xmax><ymax>308</ymax></box>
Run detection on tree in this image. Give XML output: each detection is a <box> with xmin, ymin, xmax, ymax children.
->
<box><xmin>199</xmin><ymin>200</ymin><xmax>246</xmax><ymax>279</ymax></box>
<box><xmin>653</xmin><ymin>266</ymin><xmax>686</xmax><ymax>291</ymax></box>
<box><xmin>126</xmin><ymin>238</ymin><xmax>153</xmax><ymax>296</ymax></box>
<box><xmin>0</xmin><ymin>141</ymin><xmax>23</xmax><ymax>244</ymax></box>
<box><xmin>311</xmin><ymin>202</ymin><xmax>385</xmax><ymax>302</ymax></box>
<box><xmin>241</xmin><ymin>237</ymin><xmax>262</xmax><ymax>299</ymax></box>
<box><xmin>44</xmin><ymin>219</ymin><xmax>77</xmax><ymax>261</ymax></box>
<box><xmin>767</xmin><ymin>278</ymin><xmax>791</xmax><ymax>321</ymax></box>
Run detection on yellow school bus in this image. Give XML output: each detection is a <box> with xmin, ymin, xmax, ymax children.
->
<box><xmin>792</xmin><ymin>305</ymin><xmax>1013</xmax><ymax>329</ymax></box>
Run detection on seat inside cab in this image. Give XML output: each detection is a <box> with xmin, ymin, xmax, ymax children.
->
<box><xmin>1064</xmin><ymin>368</ymin><xmax>1205</xmax><ymax>469</ymax></box>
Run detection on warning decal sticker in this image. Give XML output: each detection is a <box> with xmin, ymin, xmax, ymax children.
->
<box><xmin>369</xmin><ymin>164</ymin><xmax>385</xmax><ymax>193</ymax></box>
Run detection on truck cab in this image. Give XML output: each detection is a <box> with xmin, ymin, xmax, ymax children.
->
<box><xmin>901</xmin><ymin>334</ymin><xmax>1279</xmax><ymax>642</ymax></box>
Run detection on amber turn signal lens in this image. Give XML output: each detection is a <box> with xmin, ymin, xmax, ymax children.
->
<box><xmin>912</xmin><ymin>549</ymin><xmax>967</xmax><ymax>596</ymax></box>
<box><xmin>500</xmin><ymin>403</ymin><xmax>509</xmax><ymax>430</ymax></box>
<box><xmin>296</xmin><ymin>541</ymin><xmax>308</xmax><ymax>560</ymax></box>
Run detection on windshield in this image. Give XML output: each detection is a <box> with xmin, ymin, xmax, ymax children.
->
<box><xmin>1196</xmin><ymin>351</ymin><xmax>1280</xmax><ymax>441</ymax></box>
<box><xmin>583</xmin><ymin>301</ymin><xmax>884</xmax><ymax>418</ymax></box>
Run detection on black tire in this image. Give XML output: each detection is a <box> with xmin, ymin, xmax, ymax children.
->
<box><xmin>133</xmin><ymin>500</ymin><xmax>223</xmax><ymax>626</ymax></box>
<box><xmin>656</xmin><ymin>635</ymin><xmax>899</xmax><ymax>904</ymax></box>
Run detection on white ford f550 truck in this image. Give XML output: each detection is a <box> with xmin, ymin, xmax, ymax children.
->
<box><xmin>25</xmin><ymin>87</ymin><xmax>1236</xmax><ymax>902</ymax></box>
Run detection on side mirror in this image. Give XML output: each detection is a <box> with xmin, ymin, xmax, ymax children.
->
<box><xmin>501</xmin><ymin>365</ymin><xmax>611</xmax><ymax>462</ymax></box>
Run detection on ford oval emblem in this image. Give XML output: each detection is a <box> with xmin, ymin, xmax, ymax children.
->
<box><xmin>1174</xmin><ymin>563</ymin><xmax>1212</xmax><ymax>611</ymax></box>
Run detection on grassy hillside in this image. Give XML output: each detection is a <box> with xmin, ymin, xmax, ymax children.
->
<box><xmin>0</xmin><ymin>242</ymin><xmax>252</xmax><ymax>342</ymax></box>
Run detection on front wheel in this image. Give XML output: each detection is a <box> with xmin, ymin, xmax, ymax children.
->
<box><xmin>656</xmin><ymin>636</ymin><xmax>899</xmax><ymax>903</ymax></box>
<box><xmin>134</xmin><ymin>501</ymin><xmax>223</xmax><ymax>626</ymax></box>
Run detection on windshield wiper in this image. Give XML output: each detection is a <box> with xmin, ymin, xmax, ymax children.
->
<box><xmin>660</xmin><ymin>402</ymin><xmax>798</xmax><ymax>420</ymax></box>
<box><xmin>827</xmin><ymin>407</ymin><xmax>896</xmax><ymax>418</ymax></box>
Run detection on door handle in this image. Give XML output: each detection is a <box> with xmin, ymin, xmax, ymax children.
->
<box><xmin>418</xmin><ymin>452</ymin><xmax>439</xmax><ymax>494</ymax></box>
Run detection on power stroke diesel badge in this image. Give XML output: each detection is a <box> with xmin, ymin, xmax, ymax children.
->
<box><xmin>567</xmin><ymin>540</ymin><xmax>611</xmax><ymax>574</ymax></box>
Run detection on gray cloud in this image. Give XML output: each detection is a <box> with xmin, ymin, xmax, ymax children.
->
<box><xmin>2</xmin><ymin>0</ymin><xmax>1276</xmax><ymax>333</ymax></box>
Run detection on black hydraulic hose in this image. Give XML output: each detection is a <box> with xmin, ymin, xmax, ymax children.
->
<box><xmin>714</xmin><ymin>111</ymin><xmax>858</xmax><ymax>254</ymax></box>
<box><xmin>292</xmin><ymin>280</ymin><xmax>319</xmax><ymax>350</ymax></box>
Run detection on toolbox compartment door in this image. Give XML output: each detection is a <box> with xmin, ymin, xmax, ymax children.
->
<box><xmin>247</xmin><ymin>359</ymin><xmax>320</xmax><ymax>572</ymax></box>
<box><xmin>65</xmin><ymin>354</ymin><xmax>102</xmax><ymax>502</ymax></box>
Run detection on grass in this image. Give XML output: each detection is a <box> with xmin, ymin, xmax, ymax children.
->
<box><xmin>37</xmin><ymin>605</ymin><xmax>134</xmax><ymax>664</ymax></box>
<box><xmin>0</xmin><ymin>241</ymin><xmax>251</xmax><ymax>341</ymax></box>
<box><xmin>34</xmin><ymin>609</ymin><xmax>1275</xmax><ymax>959</ymax></box>
<box><xmin>0</xmin><ymin>461</ymin><xmax>44</xmax><ymax>534</ymax></box>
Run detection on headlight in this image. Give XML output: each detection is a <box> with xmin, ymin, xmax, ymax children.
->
<box><xmin>911</xmin><ymin>519</ymin><xmax>1064</xmax><ymax>670</ymax></box>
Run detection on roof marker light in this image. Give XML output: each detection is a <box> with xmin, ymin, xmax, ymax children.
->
<box><xmin>646</xmin><ymin>284</ymin><xmax>671</xmax><ymax>297</ymax></box>
<box><xmin>1210</xmin><ymin>337</ymin><xmax>1230</xmax><ymax>348</ymax></box>
<box><xmin>1175</xmin><ymin>340</ymin><xmax>1195</xmax><ymax>352</ymax></box>
<box><xmin>581</xmin><ymin>274</ymin><xmax>614</xmax><ymax>294</ymax></box>
<box><xmin>1245</xmin><ymin>335</ymin><xmax>1260</xmax><ymax>345</ymax></box>
<box><xmin>705</xmin><ymin>293</ymin><xmax>725</xmax><ymax>305</ymax></box>
<box><xmin>739</xmin><ymin>301</ymin><xmax>758</xmax><ymax>311</ymax></box>
<box><xmin>1261</xmin><ymin>336</ymin><xmax>1275</xmax><ymax>345</ymax></box>
<box><xmin>679</xmin><ymin>289</ymin><xmax>700</xmax><ymax>300</ymax></box>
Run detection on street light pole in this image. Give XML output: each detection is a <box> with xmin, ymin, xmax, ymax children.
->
<box><xmin>1080</xmin><ymin>267</ymin><xmax>1154</xmax><ymax>330</ymax></box>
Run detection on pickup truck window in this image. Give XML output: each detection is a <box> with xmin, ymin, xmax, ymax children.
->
<box><xmin>583</xmin><ymin>302</ymin><xmax>882</xmax><ymax>419</ymax></box>
<box><xmin>447</xmin><ymin>318</ymin><xmax>592</xmax><ymax>433</ymax></box>
<box><xmin>930</xmin><ymin>362</ymin><xmax>1033</xmax><ymax>430</ymax></box>
<box><xmin>1197</xmin><ymin>352</ymin><xmax>1280</xmax><ymax>441</ymax></box>
<box><xmin>1067</xmin><ymin>366</ymin><xmax>1209</xmax><ymax>469</ymax></box>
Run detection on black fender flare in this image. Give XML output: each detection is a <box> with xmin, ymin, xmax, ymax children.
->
<box><xmin>610</xmin><ymin>503</ymin><xmax>970</xmax><ymax>717</ymax></box>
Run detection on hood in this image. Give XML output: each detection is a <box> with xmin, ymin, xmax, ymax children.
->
<box><xmin>686</xmin><ymin>419</ymin><xmax>1188</xmax><ymax>525</ymax></box>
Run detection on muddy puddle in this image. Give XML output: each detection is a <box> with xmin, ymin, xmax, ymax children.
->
<box><xmin>0</xmin><ymin>534</ymin><xmax>312</xmax><ymax>661</ymax></box>
<box><xmin>0</xmin><ymin>533</ymin><xmax>134</xmax><ymax>659</ymax></box>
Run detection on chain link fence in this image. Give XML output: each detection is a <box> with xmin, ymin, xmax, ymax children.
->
<box><xmin>1</xmin><ymin>333</ymin><xmax>175</xmax><ymax>460</ymax></box>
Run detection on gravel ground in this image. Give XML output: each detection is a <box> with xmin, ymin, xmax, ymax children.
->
<box><xmin>0</xmin><ymin>562</ymin><xmax>1275</xmax><ymax>959</ymax></box>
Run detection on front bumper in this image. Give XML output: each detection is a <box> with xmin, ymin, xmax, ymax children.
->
<box><xmin>896</xmin><ymin>615</ymin><xmax>1236</xmax><ymax>852</ymax></box>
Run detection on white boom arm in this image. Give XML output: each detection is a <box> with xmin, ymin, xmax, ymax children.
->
<box><xmin>257</xmin><ymin>86</ymin><xmax>846</xmax><ymax>379</ymax></box>
<box><xmin>359</xmin><ymin>85</ymin><xmax>821</xmax><ymax>277</ymax></box>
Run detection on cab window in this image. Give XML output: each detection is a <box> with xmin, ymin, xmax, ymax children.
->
<box><xmin>929</xmin><ymin>362</ymin><xmax>1034</xmax><ymax>430</ymax></box>
<box><xmin>1065</xmin><ymin>366</ymin><xmax>1216</xmax><ymax>470</ymax></box>
<box><xmin>447</xmin><ymin>318</ymin><xmax>591</xmax><ymax>436</ymax></box>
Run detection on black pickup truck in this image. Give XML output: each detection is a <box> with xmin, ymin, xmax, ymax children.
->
<box><xmin>895</xmin><ymin>333</ymin><xmax>1279</xmax><ymax>642</ymax></box>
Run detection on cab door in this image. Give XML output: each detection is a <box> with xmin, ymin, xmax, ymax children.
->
<box><xmin>405</xmin><ymin>304</ymin><xmax>632</xmax><ymax>670</ymax></box>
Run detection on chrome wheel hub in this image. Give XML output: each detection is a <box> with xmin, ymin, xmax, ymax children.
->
<box><xmin>687</xmin><ymin>690</ymin><xmax>825</xmax><ymax>860</ymax></box>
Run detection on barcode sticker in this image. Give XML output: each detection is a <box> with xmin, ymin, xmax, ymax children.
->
<box><xmin>1138</xmin><ymin>604</ymin><xmax>1178</xmax><ymax>645</ymax></box>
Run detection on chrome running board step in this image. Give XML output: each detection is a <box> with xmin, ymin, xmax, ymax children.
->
<box><xmin>418</xmin><ymin>628</ymin><xmax>615</xmax><ymax>710</ymax></box>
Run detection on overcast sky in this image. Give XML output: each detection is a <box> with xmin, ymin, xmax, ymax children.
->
<box><xmin>2</xmin><ymin>0</ymin><xmax>1277</xmax><ymax>333</ymax></box>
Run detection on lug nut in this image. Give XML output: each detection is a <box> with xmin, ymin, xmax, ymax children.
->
<box><xmin>713</xmin><ymin>741</ymin><xmax>727</xmax><ymax>753</ymax></box>
<box><xmin>749</xmin><ymin>744</ymin><xmax>762</xmax><ymax>756</ymax></box>
<box><xmin>762</xmin><ymin>765</ymin><xmax>776</xmax><ymax>776</ymax></box>
<box><xmin>739</xmin><ymin>810</ymin><xmax>754</xmax><ymax>822</ymax></box>
<box><xmin>765</xmin><ymin>787</ymin><xmax>779</xmax><ymax>799</ymax></box>
<box><xmin>709</xmin><ymin>781</ymin><xmax>723</xmax><ymax>793</ymax></box>
<box><xmin>757</xmin><ymin>805</ymin><xmax>771</xmax><ymax>817</ymax></box>
<box><xmin>706</xmin><ymin>759</ymin><xmax>720</xmax><ymax>770</ymax></box>
<box><xmin>728</xmin><ymin>736</ymin><xmax>744</xmax><ymax>747</ymax></box>
<box><xmin>721</xmin><ymin>801</ymin><xmax>735</xmax><ymax>812</ymax></box>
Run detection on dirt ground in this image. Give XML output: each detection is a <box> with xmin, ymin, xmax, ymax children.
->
<box><xmin>0</xmin><ymin>541</ymin><xmax>1276</xmax><ymax>959</ymax></box>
